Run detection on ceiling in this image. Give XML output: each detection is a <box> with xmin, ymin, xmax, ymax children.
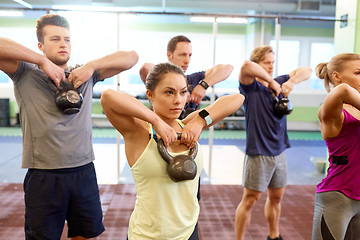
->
<box><xmin>1</xmin><ymin>0</ymin><xmax>337</xmax><ymax>17</ymax></box>
<box><xmin>0</xmin><ymin>0</ymin><xmax>338</xmax><ymax>28</ymax></box>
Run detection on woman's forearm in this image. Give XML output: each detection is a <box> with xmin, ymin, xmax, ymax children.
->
<box><xmin>101</xmin><ymin>89</ymin><xmax>158</xmax><ymax>124</ymax></box>
<box><xmin>205</xmin><ymin>93</ymin><xmax>245</xmax><ymax>125</ymax></box>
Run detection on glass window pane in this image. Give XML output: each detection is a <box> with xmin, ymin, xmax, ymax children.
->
<box><xmin>270</xmin><ymin>40</ymin><xmax>300</xmax><ymax>77</ymax></box>
<box><xmin>0</xmin><ymin>71</ymin><xmax>9</xmax><ymax>83</ymax></box>
<box><xmin>309</xmin><ymin>43</ymin><xmax>334</xmax><ymax>90</ymax></box>
<box><xmin>213</xmin><ymin>36</ymin><xmax>245</xmax><ymax>91</ymax></box>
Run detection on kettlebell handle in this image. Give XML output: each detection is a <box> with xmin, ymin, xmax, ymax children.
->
<box><xmin>50</xmin><ymin>71</ymin><xmax>74</xmax><ymax>92</ymax></box>
<box><xmin>270</xmin><ymin>89</ymin><xmax>279</xmax><ymax>102</ymax></box>
<box><xmin>157</xmin><ymin>132</ymin><xmax>198</xmax><ymax>164</ymax></box>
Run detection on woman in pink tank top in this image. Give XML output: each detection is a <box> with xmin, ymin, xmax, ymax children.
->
<box><xmin>312</xmin><ymin>53</ymin><xmax>360</xmax><ymax>240</ymax></box>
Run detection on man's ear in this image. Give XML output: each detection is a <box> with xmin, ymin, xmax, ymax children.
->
<box><xmin>38</xmin><ymin>42</ymin><xmax>43</xmax><ymax>52</ymax></box>
<box><xmin>167</xmin><ymin>51</ymin><xmax>172</xmax><ymax>62</ymax></box>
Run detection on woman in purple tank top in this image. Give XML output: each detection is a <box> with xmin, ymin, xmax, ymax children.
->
<box><xmin>312</xmin><ymin>53</ymin><xmax>360</xmax><ymax>240</ymax></box>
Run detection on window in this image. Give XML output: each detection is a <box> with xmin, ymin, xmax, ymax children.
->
<box><xmin>213</xmin><ymin>36</ymin><xmax>246</xmax><ymax>92</ymax></box>
<box><xmin>270</xmin><ymin>40</ymin><xmax>300</xmax><ymax>77</ymax></box>
<box><xmin>309</xmin><ymin>42</ymin><xmax>334</xmax><ymax>90</ymax></box>
<box><xmin>0</xmin><ymin>27</ymin><xmax>38</xmax><ymax>85</ymax></box>
<box><xmin>0</xmin><ymin>71</ymin><xmax>9</xmax><ymax>83</ymax></box>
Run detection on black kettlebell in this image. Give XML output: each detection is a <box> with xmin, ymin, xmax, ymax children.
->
<box><xmin>54</xmin><ymin>71</ymin><xmax>83</xmax><ymax>115</ymax></box>
<box><xmin>157</xmin><ymin>133</ymin><xmax>198</xmax><ymax>182</ymax></box>
<box><xmin>270</xmin><ymin>90</ymin><xmax>293</xmax><ymax>117</ymax></box>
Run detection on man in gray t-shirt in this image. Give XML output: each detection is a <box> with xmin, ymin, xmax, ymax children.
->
<box><xmin>0</xmin><ymin>14</ymin><xmax>138</xmax><ymax>240</ymax></box>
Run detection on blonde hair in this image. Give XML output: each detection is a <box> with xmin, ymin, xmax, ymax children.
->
<box><xmin>250</xmin><ymin>45</ymin><xmax>274</xmax><ymax>63</ymax></box>
<box><xmin>316</xmin><ymin>53</ymin><xmax>360</xmax><ymax>92</ymax></box>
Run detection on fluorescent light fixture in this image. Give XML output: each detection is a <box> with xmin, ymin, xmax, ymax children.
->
<box><xmin>191</xmin><ymin>16</ymin><xmax>248</xmax><ymax>24</ymax></box>
<box><xmin>119</xmin><ymin>14</ymin><xmax>138</xmax><ymax>21</ymax></box>
<box><xmin>13</xmin><ymin>0</ymin><xmax>32</xmax><ymax>9</ymax></box>
<box><xmin>0</xmin><ymin>10</ymin><xmax>24</xmax><ymax>17</ymax></box>
<box><xmin>52</xmin><ymin>5</ymin><xmax>130</xmax><ymax>12</ymax></box>
<box><xmin>217</xmin><ymin>17</ymin><xmax>248</xmax><ymax>24</ymax></box>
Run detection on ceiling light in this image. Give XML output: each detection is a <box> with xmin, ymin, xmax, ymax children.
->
<box><xmin>217</xmin><ymin>17</ymin><xmax>248</xmax><ymax>24</ymax></box>
<box><xmin>13</xmin><ymin>0</ymin><xmax>32</xmax><ymax>9</ymax></box>
<box><xmin>190</xmin><ymin>16</ymin><xmax>215</xmax><ymax>23</ymax></box>
<box><xmin>52</xmin><ymin>5</ymin><xmax>130</xmax><ymax>12</ymax></box>
<box><xmin>0</xmin><ymin>10</ymin><xmax>24</xmax><ymax>17</ymax></box>
<box><xmin>119</xmin><ymin>14</ymin><xmax>138</xmax><ymax>21</ymax></box>
<box><xmin>191</xmin><ymin>16</ymin><xmax>248</xmax><ymax>24</ymax></box>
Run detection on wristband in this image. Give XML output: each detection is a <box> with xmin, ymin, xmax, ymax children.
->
<box><xmin>199</xmin><ymin>109</ymin><xmax>212</xmax><ymax>126</ymax></box>
<box><xmin>199</xmin><ymin>80</ymin><xmax>209</xmax><ymax>90</ymax></box>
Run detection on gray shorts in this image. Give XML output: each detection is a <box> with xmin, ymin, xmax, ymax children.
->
<box><xmin>243</xmin><ymin>152</ymin><xmax>287</xmax><ymax>192</ymax></box>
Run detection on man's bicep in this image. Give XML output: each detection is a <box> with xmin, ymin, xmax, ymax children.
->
<box><xmin>0</xmin><ymin>59</ymin><xmax>19</xmax><ymax>75</ymax></box>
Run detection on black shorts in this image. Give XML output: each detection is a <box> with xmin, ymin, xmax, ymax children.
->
<box><xmin>24</xmin><ymin>162</ymin><xmax>105</xmax><ymax>239</ymax></box>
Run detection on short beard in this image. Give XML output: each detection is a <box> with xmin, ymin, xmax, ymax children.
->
<box><xmin>51</xmin><ymin>56</ymin><xmax>70</xmax><ymax>67</ymax></box>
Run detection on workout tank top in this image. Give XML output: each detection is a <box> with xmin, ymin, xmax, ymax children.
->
<box><xmin>317</xmin><ymin>109</ymin><xmax>360</xmax><ymax>200</ymax></box>
<box><xmin>128</xmin><ymin>122</ymin><xmax>203</xmax><ymax>239</ymax></box>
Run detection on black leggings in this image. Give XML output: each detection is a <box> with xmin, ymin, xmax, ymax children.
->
<box><xmin>126</xmin><ymin>222</ymin><xmax>199</xmax><ymax>240</ymax></box>
<box><xmin>189</xmin><ymin>222</ymin><xmax>199</xmax><ymax>240</ymax></box>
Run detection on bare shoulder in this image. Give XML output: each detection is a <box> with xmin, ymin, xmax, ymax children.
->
<box><xmin>123</xmin><ymin>121</ymin><xmax>152</xmax><ymax>167</ymax></box>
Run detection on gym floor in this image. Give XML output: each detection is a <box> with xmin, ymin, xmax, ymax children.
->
<box><xmin>0</xmin><ymin>127</ymin><xmax>327</xmax><ymax>239</ymax></box>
